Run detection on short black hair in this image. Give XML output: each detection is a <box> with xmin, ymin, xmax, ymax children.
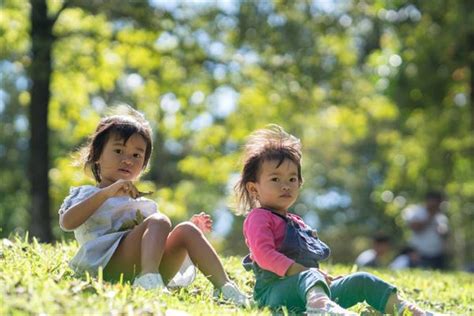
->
<box><xmin>373</xmin><ymin>232</ymin><xmax>391</xmax><ymax>243</ymax></box>
<box><xmin>425</xmin><ymin>190</ymin><xmax>444</xmax><ymax>201</ymax></box>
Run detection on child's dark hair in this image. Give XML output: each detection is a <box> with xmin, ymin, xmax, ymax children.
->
<box><xmin>234</xmin><ymin>124</ymin><xmax>303</xmax><ymax>215</ymax></box>
<box><xmin>425</xmin><ymin>190</ymin><xmax>444</xmax><ymax>201</ymax></box>
<box><xmin>80</xmin><ymin>106</ymin><xmax>153</xmax><ymax>182</ymax></box>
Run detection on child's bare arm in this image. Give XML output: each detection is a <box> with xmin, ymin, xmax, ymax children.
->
<box><xmin>60</xmin><ymin>180</ymin><xmax>138</xmax><ymax>230</ymax></box>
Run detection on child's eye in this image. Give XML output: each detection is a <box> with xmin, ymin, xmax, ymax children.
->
<box><xmin>290</xmin><ymin>177</ymin><xmax>298</xmax><ymax>182</ymax></box>
<box><xmin>271</xmin><ymin>177</ymin><xmax>279</xmax><ymax>182</ymax></box>
<box><xmin>133</xmin><ymin>153</ymin><xmax>142</xmax><ymax>159</ymax></box>
<box><xmin>114</xmin><ymin>149</ymin><xmax>122</xmax><ymax>154</ymax></box>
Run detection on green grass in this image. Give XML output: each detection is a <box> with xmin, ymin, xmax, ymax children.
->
<box><xmin>1</xmin><ymin>236</ymin><xmax>472</xmax><ymax>315</ymax></box>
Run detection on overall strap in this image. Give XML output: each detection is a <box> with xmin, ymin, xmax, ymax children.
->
<box><xmin>260</xmin><ymin>207</ymin><xmax>289</xmax><ymax>222</ymax></box>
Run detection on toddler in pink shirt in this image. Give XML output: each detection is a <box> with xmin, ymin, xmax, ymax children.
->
<box><xmin>235</xmin><ymin>124</ymin><xmax>435</xmax><ymax>315</ymax></box>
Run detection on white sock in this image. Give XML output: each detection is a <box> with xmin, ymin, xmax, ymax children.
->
<box><xmin>307</xmin><ymin>285</ymin><xmax>327</xmax><ymax>302</ymax></box>
<box><xmin>306</xmin><ymin>285</ymin><xmax>353</xmax><ymax>314</ymax></box>
<box><xmin>306</xmin><ymin>285</ymin><xmax>332</xmax><ymax>309</ymax></box>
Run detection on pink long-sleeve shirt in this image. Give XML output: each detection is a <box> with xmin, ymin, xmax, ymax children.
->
<box><xmin>243</xmin><ymin>207</ymin><xmax>309</xmax><ymax>277</ymax></box>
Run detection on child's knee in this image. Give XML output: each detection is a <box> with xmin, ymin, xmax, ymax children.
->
<box><xmin>347</xmin><ymin>271</ymin><xmax>378</xmax><ymax>286</ymax></box>
<box><xmin>145</xmin><ymin>213</ymin><xmax>172</xmax><ymax>230</ymax></box>
<box><xmin>173</xmin><ymin>221</ymin><xmax>202</xmax><ymax>237</ymax></box>
<box><xmin>352</xmin><ymin>271</ymin><xmax>371</xmax><ymax>278</ymax></box>
<box><xmin>307</xmin><ymin>268</ymin><xmax>329</xmax><ymax>284</ymax></box>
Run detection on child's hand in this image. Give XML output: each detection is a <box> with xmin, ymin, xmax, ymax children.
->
<box><xmin>317</xmin><ymin>268</ymin><xmax>343</xmax><ymax>285</ymax></box>
<box><xmin>191</xmin><ymin>212</ymin><xmax>213</xmax><ymax>233</ymax></box>
<box><xmin>102</xmin><ymin>179</ymin><xmax>139</xmax><ymax>199</ymax></box>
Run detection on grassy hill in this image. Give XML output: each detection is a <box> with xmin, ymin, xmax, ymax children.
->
<box><xmin>1</xmin><ymin>236</ymin><xmax>472</xmax><ymax>315</ymax></box>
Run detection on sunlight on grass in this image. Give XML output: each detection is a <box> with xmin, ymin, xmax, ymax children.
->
<box><xmin>1</xmin><ymin>237</ymin><xmax>472</xmax><ymax>315</ymax></box>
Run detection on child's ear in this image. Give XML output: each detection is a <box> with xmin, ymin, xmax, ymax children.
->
<box><xmin>246</xmin><ymin>182</ymin><xmax>257</xmax><ymax>197</ymax></box>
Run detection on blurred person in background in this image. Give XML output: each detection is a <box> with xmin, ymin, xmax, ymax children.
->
<box><xmin>355</xmin><ymin>232</ymin><xmax>393</xmax><ymax>268</ymax></box>
<box><xmin>389</xmin><ymin>246</ymin><xmax>422</xmax><ymax>270</ymax></box>
<box><xmin>402</xmin><ymin>191</ymin><xmax>449</xmax><ymax>270</ymax></box>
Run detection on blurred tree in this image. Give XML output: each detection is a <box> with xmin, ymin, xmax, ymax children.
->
<box><xmin>181</xmin><ymin>0</ymin><xmax>473</xmax><ymax>263</ymax></box>
<box><xmin>1</xmin><ymin>0</ymin><xmax>32</xmax><ymax>237</ymax></box>
<box><xmin>29</xmin><ymin>0</ymin><xmax>54</xmax><ymax>241</ymax></box>
<box><xmin>26</xmin><ymin>0</ymin><xmax>159</xmax><ymax>241</ymax></box>
<box><xmin>375</xmin><ymin>0</ymin><xmax>474</xmax><ymax>267</ymax></box>
<box><xmin>0</xmin><ymin>0</ymin><xmax>472</xmax><ymax>267</ymax></box>
<box><xmin>2</xmin><ymin>0</ymin><xmax>228</xmax><ymax>239</ymax></box>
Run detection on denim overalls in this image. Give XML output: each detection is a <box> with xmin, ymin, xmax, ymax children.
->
<box><xmin>243</xmin><ymin>209</ymin><xmax>331</xmax><ymax>300</ymax></box>
<box><xmin>243</xmin><ymin>208</ymin><xmax>397</xmax><ymax>313</ymax></box>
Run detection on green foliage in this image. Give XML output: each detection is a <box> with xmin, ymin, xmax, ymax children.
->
<box><xmin>1</xmin><ymin>237</ymin><xmax>472</xmax><ymax>314</ymax></box>
<box><xmin>0</xmin><ymin>0</ymin><xmax>472</xmax><ymax>266</ymax></box>
<box><xmin>0</xmin><ymin>1</ymin><xmax>30</xmax><ymax>58</ymax></box>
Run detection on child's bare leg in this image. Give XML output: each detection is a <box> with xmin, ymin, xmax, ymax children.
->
<box><xmin>385</xmin><ymin>292</ymin><xmax>425</xmax><ymax>316</ymax></box>
<box><xmin>385</xmin><ymin>293</ymin><xmax>398</xmax><ymax>313</ymax></box>
<box><xmin>159</xmin><ymin>222</ymin><xmax>229</xmax><ymax>287</ymax></box>
<box><xmin>106</xmin><ymin>214</ymin><xmax>171</xmax><ymax>278</ymax></box>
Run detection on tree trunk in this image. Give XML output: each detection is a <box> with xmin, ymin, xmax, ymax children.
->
<box><xmin>28</xmin><ymin>0</ymin><xmax>53</xmax><ymax>242</ymax></box>
<box><xmin>470</xmin><ymin>32</ymin><xmax>474</xmax><ymax>133</ymax></box>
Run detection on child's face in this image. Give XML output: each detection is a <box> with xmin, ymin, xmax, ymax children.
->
<box><xmin>247</xmin><ymin>158</ymin><xmax>300</xmax><ymax>214</ymax></box>
<box><xmin>96</xmin><ymin>133</ymin><xmax>147</xmax><ymax>187</ymax></box>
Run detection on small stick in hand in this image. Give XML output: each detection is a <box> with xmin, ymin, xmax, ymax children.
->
<box><xmin>136</xmin><ymin>191</ymin><xmax>153</xmax><ymax>198</ymax></box>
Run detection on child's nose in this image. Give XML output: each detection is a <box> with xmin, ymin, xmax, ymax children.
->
<box><xmin>122</xmin><ymin>156</ymin><xmax>133</xmax><ymax>165</ymax></box>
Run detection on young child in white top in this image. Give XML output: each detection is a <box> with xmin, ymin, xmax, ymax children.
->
<box><xmin>59</xmin><ymin>105</ymin><xmax>248</xmax><ymax>306</ymax></box>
